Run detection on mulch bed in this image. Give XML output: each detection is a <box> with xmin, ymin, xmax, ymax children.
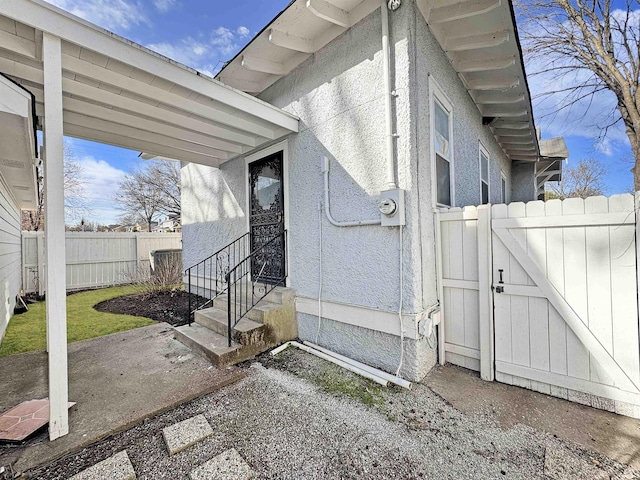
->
<box><xmin>94</xmin><ymin>290</ymin><xmax>204</xmax><ymax>326</ymax></box>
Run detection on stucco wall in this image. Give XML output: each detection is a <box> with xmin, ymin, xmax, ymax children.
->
<box><xmin>511</xmin><ymin>162</ymin><xmax>537</xmax><ymax>202</ymax></box>
<box><xmin>0</xmin><ymin>176</ymin><xmax>23</xmax><ymax>341</ymax></box>
<box><xmin>181</xmin><ymin>0</ymin><xmax>528</xmax><ymax>380</ymax></box>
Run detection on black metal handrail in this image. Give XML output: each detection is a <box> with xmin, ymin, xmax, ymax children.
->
<box><xmin>185</xmin><ymin>232</ymin><xmax>250</xmax><ymax>324</ymax></box>
<box><xmin>225</xmin><ymin>229</ymin><xmax>287</xmax><ymax>347</ymax></box>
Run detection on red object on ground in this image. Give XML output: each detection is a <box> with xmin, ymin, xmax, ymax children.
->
<box><xmin>0</xmin><ymin>399</ymin><xmax>75</xmax><ymax>441</ymax></box>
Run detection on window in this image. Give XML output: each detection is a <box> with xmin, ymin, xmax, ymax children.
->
<box><xmin>501</xmin><ymin>172</ymin><xmax>508</xmax><ymax>204</ymax></box>
<box><xmin>479</xmin><ymin>146</ymin><xmax>489</xmax><ymax>204</ymax></box>
<box><xmin>430</xmin><ymin>78</ymin><xmax>453</xmax><ymax>207</ymax></box>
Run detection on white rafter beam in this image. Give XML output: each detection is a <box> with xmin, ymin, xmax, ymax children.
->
<box><xmin>445</xmin><ymin>30</ymin><xmax>509</xmax><ymax>52</ymax></box>
<box><xmin>0</xmin><ymin>29</ymin><xmax>36</xmax><ymax>59</ymax></box>
<box><xmin>241</xmin><ymin>55</ymin><xmax>287</xmax><ymax>76</ymax></box>
<box><xmin>481</xmin><ymin>107</ymin><xmax>528</xmax><ymax>117</ymax></box>
<box><xmin>64</xmin><ymin>124</ymin><xmax>222</xmax><ymax>165</ymax></box>
<box><xmin>0</xmin><ymin>56</ymin><xmax>260</xmax><ymax>147</ymax></box>
<box><xmin>306</xmin><ymin>0</ymin><xmax>350</xmax><ymax>28</ymax></box>
<box><xmin>456</xmin><ymin>56</ymin><xmax>515</xmax><ymax>73</ymax></box>
<box><xmin>499</xmin><ymin>137</ymin><xmax>535</xmax><ymax>145</ymax></box>
<box><xmin>473</xmin><ymin>92</ymin><xmax>524</xmax><ymax>104</ymax></box>
<box><xmin>61</xmin><ymin>54</ymin><xmax>276</xmax><ymax>139</ymax></box>
<box><xmin>429</xmin><ymin>0</ymin><xmax>501</xmax><ymax>24</ymax></box>
<box><xmin>269</xmin><ymin>29</ymin><xmax>315</xmax><ymax>53</ymax></box>
<box><xmin>465</xmin><ymin>77</ymin><xmax>520</xmax><ymax>90</ymax></box>
<box><xmin>63</xmin><ymin>111</ymin><xmax>231</xmax><ymax>160</ymax></box>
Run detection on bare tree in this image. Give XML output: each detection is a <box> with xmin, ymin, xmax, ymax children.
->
<box><xmin>114</xmin><ymin>160</ymin><xmax>181</xmax><ymax>231</ymax></box>
<box><xmin>139</xmin><ymin>160</ymin><xmax>181</xmax><ymax>218</ymax></box>
<box><xmin>518</xmin><ymin>0</ymin><xmax>640</xmax><ymax>189</ymax></box>
<box><xmin>545</xmin><ymin>158</ymin><xmax>606</xmax><ymax>199</ymax></box>
<box><xmin>22</xmin><ymin>142</ymin><xmax>89</xmax><ymax>231</ymax></box>
<box><xmin>115</xmin><ymin>167</ymin><xmax>164</xmax><ymax>232</ymax></box>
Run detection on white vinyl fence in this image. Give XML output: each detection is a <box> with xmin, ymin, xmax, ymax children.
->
<box><xmin>437</xmin><ymin>195</ymin><xmax>640</xmax><ymax>417</ymax></box>
<box><xmin>22</xmin><ymin>232</ymin><xmax>182</xmax><ymax>294</ymax></box>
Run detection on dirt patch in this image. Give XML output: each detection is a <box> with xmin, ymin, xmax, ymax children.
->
<box><xmin>94</xmin><ymin>290</ymin><xmax>206</xmax><ymax>326</ymax></box>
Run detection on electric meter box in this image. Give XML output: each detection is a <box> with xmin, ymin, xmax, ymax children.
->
<box><xmin>379</xmin><ymin>188</ymin><xmax>405</xmax><ymax>226</ymax></box>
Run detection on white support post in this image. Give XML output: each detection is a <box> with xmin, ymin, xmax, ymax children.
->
<box><xmin>43</xmin><ymin>32</ymin><xmax>69</xmax><ymax>440</ymax></box>
<box><xmin>477</xmin><ymin>205</ymin><xmax>495</xmax><ymax>381</ymax></box>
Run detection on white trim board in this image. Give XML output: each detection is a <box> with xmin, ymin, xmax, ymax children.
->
<box><xmin>296</xmin><ymin>296</ymin><xmax>419</xmax><ymax>339</ymax></box>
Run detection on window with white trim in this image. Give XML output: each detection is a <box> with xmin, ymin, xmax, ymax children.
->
<box><xmin>479</xmin><ymin>145</ymin><xmax>489</xmax><ymax>204</ymax></box>
<box><xmin>430</xmin><ymin>83</ymin><xmax>453</xmax><ymax>207</ymax></box>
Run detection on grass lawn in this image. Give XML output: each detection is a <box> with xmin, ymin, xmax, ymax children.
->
<box><xmin>0</xmin><ymin>285</ymin><xmax>155</xmax><ymax>357</ymax></box>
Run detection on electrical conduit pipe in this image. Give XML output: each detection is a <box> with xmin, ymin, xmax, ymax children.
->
<box><xmin>303</xmin><ymin>341</ymin><xmax>412</xmax><ymax>389</ymax></box>
<box><xmin>270</xmin><ymin>341</ymin><xmax>390</xmax><ymax>387</ymax></box>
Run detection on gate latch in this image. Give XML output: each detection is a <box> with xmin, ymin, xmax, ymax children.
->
<box><xmin>495</xmin><ymin>285</ymin><xmax>504</xmax><ymax>294</ymax></box>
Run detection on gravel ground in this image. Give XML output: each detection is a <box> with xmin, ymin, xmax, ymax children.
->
<box><xmin>23</xmin><ymin>349</ymin><xmax>640</xmax><ymax>480</ymax></box>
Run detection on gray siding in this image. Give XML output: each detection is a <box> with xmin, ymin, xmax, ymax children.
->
<box><xmin>0</xmin><ymin>176</ymin><xmax>22</xmax><ymax>341</ymax></box>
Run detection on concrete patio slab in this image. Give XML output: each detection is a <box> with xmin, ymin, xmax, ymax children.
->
<box><xmin>425</xmin><ymin>364</ymin><xmax>640</xmax><ymax>469</ymax></box>
<box><xmin>68</xmin><ymin>450</ymin><xmax>136</xmax><ymax>480</ymax></box>
<box><xmin>0</xmin><ymin>323</ymin><xmax>246</xmax><ymax>474</ymax></box>
<box><xmin>163</xmin><ymin>414</ymin><xmax>213</xmax><ymax>455</ymax></box>
<box><xmin>190</xmin><ymin>448</ymin><xmax>255</xmax><ymax>480</ymax></box>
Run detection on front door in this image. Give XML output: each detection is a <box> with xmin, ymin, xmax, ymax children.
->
<box><xmin>249</xmin><ymin>152</ymin><xmax>285</xmax><ymax>285</ymax></box>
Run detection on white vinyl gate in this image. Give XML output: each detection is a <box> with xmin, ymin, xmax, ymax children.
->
<box><xmin>437</xmin><ymin>195</ymin><xmax>640</xmax><ymax>414</ymax></box>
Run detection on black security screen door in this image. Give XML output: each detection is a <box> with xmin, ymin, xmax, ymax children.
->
<box><xmin>249</xmin><ymin>152</ymin><xmax>285</xmax><ymax>285</ymax></box>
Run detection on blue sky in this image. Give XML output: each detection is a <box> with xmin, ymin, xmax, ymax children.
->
<box><xmin>47</xmin><ymin>0</ymin><xmax>634</xmax><ymax>224</ymax></box>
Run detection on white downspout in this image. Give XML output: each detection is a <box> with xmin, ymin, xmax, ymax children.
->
<box><xmin>382</xmin><ymin>0</ymin><xmax>398</xmax><ymax>190</ymax></box>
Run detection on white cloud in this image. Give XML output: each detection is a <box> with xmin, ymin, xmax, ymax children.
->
<box><xmin>146</xmin><ymin>25</ymin><xmax>251</xmax><ymax>76</ymax></box>
<box><xmin>76</xmin><ymin>155</ymin><xmax>128</xmax><ymax>224</ymax></box>
<box><xmin>47</xmin><ymin>0</ymin><xmax>148</xmax><ymax>32</ymax></box>
<box><xmin>153</xmin><ymin>0</ymin><xmax>177</xmax><ymax>13</ymax></box>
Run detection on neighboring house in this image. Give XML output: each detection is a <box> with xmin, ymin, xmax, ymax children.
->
<box><xmin>0</xmin><ymin>74</ymin><xmax>38</xmax><ymax>340</ymax></box>
<box><xmin>181</xmin><ymin>0</ymin><xmax>567</xmax><ymax>381</ymax></box>
<box><xmin>153</xmin><ymin>215</ymin><xmax>181</xmax><ymax>233</ymax></box>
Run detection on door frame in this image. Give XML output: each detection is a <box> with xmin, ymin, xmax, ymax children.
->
<box><xmin>244</xmin><ymin>139</ymin><xmax>290</xmax><ymax>287</ymax></box>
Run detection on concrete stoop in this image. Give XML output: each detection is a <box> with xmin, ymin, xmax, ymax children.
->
<box><xmin>70</xmin><ymin>416</ymin><xmax>254</xmax><ymax>480</ymax></box>
<box><xmin>174</xmin><ymin>286</ymin><xmax>297</xmax><ymax>367</ymax></box>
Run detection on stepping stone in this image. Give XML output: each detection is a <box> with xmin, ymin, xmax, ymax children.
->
<box><xmin>0</xmin><ymin>398</ymin><xmax>75</xmax><ymax>441</ymax></box>
<box><xmin>162</xmin><ymin>414</ymin><xmax>213</xmax><ymax>456</ymax></box>
<box><xmin>190</xmin><ymin>448</ymin><xmax>254</xmax><ymax>480</ymax></box>
<box><xmin>68</xmin><ymin>450</ymin><xmax>135</xmax><ymax>480</ymax></box>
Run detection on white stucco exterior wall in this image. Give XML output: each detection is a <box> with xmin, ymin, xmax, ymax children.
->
<box><xmin>0</xmin><ymin>175</ymin><xmax>23</xmax><ymax>341</ymax></box>
<box><xmin>181</xmin><ymin>0</ymin><xmax>536</xmax><ymax>380</ymax></box>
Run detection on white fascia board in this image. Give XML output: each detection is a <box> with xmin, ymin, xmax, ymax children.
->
<box><xmin>0</xmin><ymin>0</ymin><xmax>299</xmax><ymax>133</ymax></box>
<box><xmin>0</xmin><ymin>74</ymin><xmax>31</xmax><ymax>117</ymax></box>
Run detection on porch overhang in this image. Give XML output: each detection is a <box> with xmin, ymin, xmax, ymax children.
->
<box><xmin>215</xmin><ymin>0</ymin><xmax>539</xmax><ymax>163</ymax></box>
<box><xmin>0</xmin><ymin>0</ymin><xmax>299</xmax><ymax>167</ymax></box>
<box><xmin>0</xmin><ymin>73</ymin><xmax>38</xmax><ymax>209</ymax></box>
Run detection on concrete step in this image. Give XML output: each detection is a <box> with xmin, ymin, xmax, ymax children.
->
<box><xmin>173</xmin><ymin>324</ymin><xmax>241</xmax><ymax>367</ymax></box>
<box><xmin>69</xmin><ymin>450</ymin><xmax>136</xmax><ymax>480</ymax></box>
<box><xmin>194</xmin><ymin>307</ymin><xmax>266</xmax><ymax>346</ymax></box>
<box><xmin>162</xmin><ymin>414</ymin><xmax>213</xmax><ymax>456</ymax></box>
<box><xmin>262</xmin><ymin>286</ymin><xmax>295</xmax><ymax>305</ymax></box>
<box><xmin>212</xmin><ymin>295</ymin><xmax>280</xmax><ymax>323</ymax></box>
